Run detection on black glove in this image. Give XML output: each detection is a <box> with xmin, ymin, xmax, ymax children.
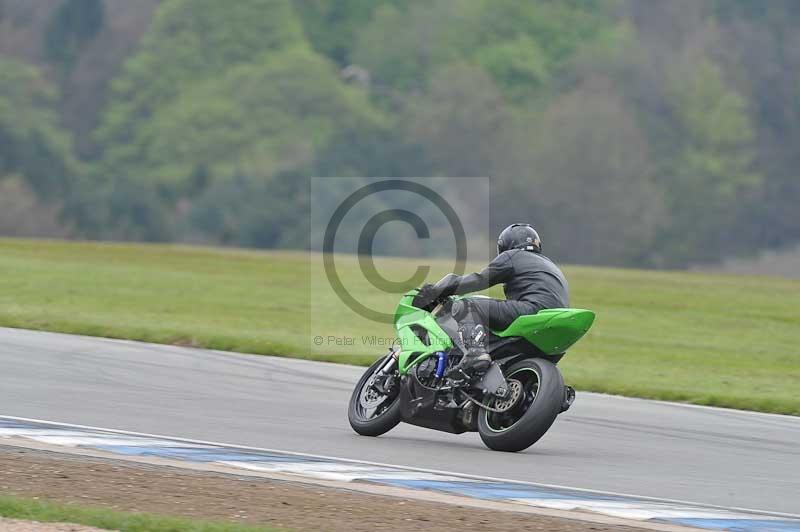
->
<box><xmin>413</xmin><ymin>283</ymin><xmax>441</xmax><ymax>309</ymax></box>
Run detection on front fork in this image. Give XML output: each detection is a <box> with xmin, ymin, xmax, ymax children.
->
<box><xmin>373</xmin><ymin>348</ymin><xmax>399</xmax><ymax>394</ymax></box>
<box><xmin>378</xmin><ymin>347</ymin><xmax>399</xmax><ymax>374</ymax></box>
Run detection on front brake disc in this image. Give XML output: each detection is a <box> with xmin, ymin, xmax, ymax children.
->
<box><xmin>359</xmin><ymin>377</ymin><xmax>387</xmax><ymax>409</ymax></box>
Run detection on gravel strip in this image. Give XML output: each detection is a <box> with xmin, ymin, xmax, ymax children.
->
<box><xmin>0</xmin><ymin>518</ymin><xmax>108</xmax><ymax>532</ymax></box>
<box><xmin>0</xmin><ymin>446</ymin><xmax>654</xmax><ymax>532</ymax></box>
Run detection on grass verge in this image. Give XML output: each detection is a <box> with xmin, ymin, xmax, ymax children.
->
<box><xmin>0</xmin><ymin>495</ymin><xmax>283</xmax><ymax>531</ymax></box>
<box><xmin>0</xmin><ymin>238</ymin><xmax>798</xmax><ymax>415</ymax></box>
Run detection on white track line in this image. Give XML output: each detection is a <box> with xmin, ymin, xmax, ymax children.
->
<box><xmin>1</xmin><ymin>414</ymin><xmax>797</xmax><ymax>521</ymax></box>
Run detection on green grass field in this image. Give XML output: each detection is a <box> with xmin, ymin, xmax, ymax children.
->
<box><xmin>0</xmin><ymin>238</ymin><xmax>798</xmax><ymax>414</ymax></box>
<box><xmin>0</xmin><ymin>495</ymin><xmax>283</xmax><ymax>532</ymax></box>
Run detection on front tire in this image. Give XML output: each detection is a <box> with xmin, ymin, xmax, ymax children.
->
<box><xmin>477</xmin><ymin>358</ymin><xmax>564</xmax><ymax>452</ymax></box>
<box><xmin>348</xmin><ymin>355</ymin><xmax>402</xmax><ymax>437</ymax></box>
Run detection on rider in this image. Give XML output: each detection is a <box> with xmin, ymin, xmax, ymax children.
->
<box><xmin>413</xmin><ymin>223</ymin><xmax>569</xmax><ymax>373</ymax></box>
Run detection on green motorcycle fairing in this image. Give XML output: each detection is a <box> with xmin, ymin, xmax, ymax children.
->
<box><xmin>491</xmin><ymin>308</ymin><xmax>595</xmax><ymax>355</ymax></box>
<box><xmin>392</xmin><ymin>290</ymin><xmax>595</xmax><ymax>375</ymax></box>
<box><xmin>394</xmin><ymin>290</ymin><xmax>453</xmax><ymax>375</ymax></box>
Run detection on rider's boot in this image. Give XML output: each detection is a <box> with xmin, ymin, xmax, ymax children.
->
<box><xmin>461</xmin><ymin>347</ymin><xmax>491</xmax><ymax>373</ymax></box>
<box><xmin>450</xmin><ymin>324</ymin><xmax>491</xmax><ymax>376</ymax></box>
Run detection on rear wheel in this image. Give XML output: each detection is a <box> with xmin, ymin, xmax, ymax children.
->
<box><xmin>348</xmin><ymin>355</ymin><xmax>402</xmax><ymax>437</ymax></box>
<box><xmin>477</xmin><ymin>358</ymin><xmax>564</xmax><ymax>452</ymax></box>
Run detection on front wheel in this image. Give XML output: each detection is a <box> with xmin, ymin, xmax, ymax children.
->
<box><xmin>477</xmin><ymin>358</ymin><xmax>564</xmax><ymax>452</ymax></box>
<box><xmin>348</xmin><ymin>355</ymin><xmax>402</xmax><ymax>437</ymax></box>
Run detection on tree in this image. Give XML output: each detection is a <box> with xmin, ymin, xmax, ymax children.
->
<box><xmin>708</xmin><ymin>2</ymin><xmax>800</xmax><ymax>251</ymax></box>
<box><xmin>184</xmin><ymin>170</ymin><xmax>308</xmax><ymax>248</ymax></box>
<box><xmin>473</xmin><ymin>0</ymin><xmax>619</xmax><ymax>66</ymax></box>
<box><xmin>104</xmin><ymin>45</ymin><xmax>385</xmax><ymax>193</ymax></box>
<box><xmin>352</xmin><ymin>0</ymin><xmax>616</xmax><ymax>98</ymax></box>
<box><xmin>91</xmin><ymin>0</ymin><xmax>387</xmax><ymax>241</ymax></box>
<box><xmin>474</xmin><ymin>35</ymin><xmax>550</xmax><ymax>102</ymax></box>
<box><xmin>352</xmin><ymin>0</ymin><xmax>482</xmax><ymax>92</ymax></box>
<box><xmin>293</xmin><ymin>0</ymin><xmax>402</xmax><ymax>65</ymax></box>
<box><xmin>44</xmin><ymin>0</ymin><xmax>105</xmax><ymax>71</ymax></box>
<box><xmin>496</xmin><ymin>79</ymin><xmax>665</xmax><ymax>265</ymax></box>
<box><xmin>404</xmin><ymin>63</ymin><xmax>510</xmax><ymax>178</ymax></box>
<box><xmin>659</xmin><ymin>57</ymin><xmax>760</xmax><ymax>265</ymax></box>
<box><xmin>96</xmin><ymin>0</ymin><xmax>306</xmax><ymax>173</ymax></box>
<box><xmin>0</xmin><ymin>177</ymin><xmax>72</xmax><ymax>238</ymax></box>
<box><xmin>2</xmin><ymin>0</ymin><xmax>797</xmax><ymax>264</ymax></box>
<box><xmin>0</xmin><ymin>57</ymin><xmax>80</xmax><ymax>199</ymax></box>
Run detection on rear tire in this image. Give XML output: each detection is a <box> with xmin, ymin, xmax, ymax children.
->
<box><xmin>348</xmin><ymin>356</ymin><xmax>402</xmax><ymax>437</ymax></box>
<box><xmin>477</xmin><ymin>358</ymin><xmax>564</xmax><ymax>452</ymax></box>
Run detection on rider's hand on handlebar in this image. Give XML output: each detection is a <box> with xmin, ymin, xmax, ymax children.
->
<box><xmin>413</xmin><ymin>283</ymin><xmax>441</xmax><ymax>309</ymax></box>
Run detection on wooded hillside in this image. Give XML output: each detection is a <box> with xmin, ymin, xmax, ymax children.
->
<box><xmin>1</xmin><ymin>0</ymin><xmax>799</xmax><ymax>268</ymax></box>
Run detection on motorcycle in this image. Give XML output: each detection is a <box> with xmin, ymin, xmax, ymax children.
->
<box><xmin>348</xmin><ymin>288</ymin><xmax>595</xmax><ymax>452</ymax></box>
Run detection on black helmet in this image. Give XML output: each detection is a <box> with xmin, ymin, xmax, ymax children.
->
<box><xmin>497</xmin><ymin>223</ymin><xmax>541</xmax><ymax>254</ymax></box>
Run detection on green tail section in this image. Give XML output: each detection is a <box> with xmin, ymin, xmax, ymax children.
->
<box><xmin>492</xmin><ymin>308</ymin><xmax>595</xmax><ymax>355</ymax></box>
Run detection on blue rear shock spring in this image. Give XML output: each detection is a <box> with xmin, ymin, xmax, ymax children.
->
<box><xmin>434</xmin><ymin>351</ymin><xmax>448</xmax><ymax>378</ymax></box>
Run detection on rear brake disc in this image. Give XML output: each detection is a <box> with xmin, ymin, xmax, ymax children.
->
<box><xmin>491</xmin><ymin>378</ymin><xmax>523</xmax><ymax>412</ymax></box>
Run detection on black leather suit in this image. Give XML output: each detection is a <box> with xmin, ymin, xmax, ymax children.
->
<box><xmin>432</xmin><ymin>249</ymin><xmax>569</xmax><ymax>331</ymax></box>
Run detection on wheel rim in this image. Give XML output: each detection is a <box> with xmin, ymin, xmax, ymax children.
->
<box><xmin>354</xmin><ymin>369</ymin><xmax>398</xmax><ymax>422</ymax></box>
<box><xmin>483</xmin><ymin>367</ymin><xmax>541</xmax><ymax>433</ymax></box>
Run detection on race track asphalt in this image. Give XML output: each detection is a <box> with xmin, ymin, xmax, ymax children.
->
<box><xmin>1</xmin><ymin>327</ymin><xmax>797</xmax><ymax>515</ymax></box>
